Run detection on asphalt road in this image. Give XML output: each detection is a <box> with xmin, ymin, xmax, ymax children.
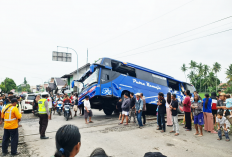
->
<box><xmin>20</xmin><ymin>110</ymin><xmax>232</xmax><ymax>157</ymax></box>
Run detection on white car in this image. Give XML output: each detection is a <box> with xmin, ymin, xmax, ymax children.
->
<box><xmin>22</xmin><ymin>94</ymin><xmax>35</xmax><ymax>111</ymax></box>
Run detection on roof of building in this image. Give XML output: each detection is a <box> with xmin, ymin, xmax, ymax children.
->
<box><xmin>61</xmin><ymin>63</ymin><xmax>90</xmax><ymax>78</ymax></box>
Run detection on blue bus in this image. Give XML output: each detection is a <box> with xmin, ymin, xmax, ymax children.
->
<box><xmin>76</xmin><ymin>57</ymin><xmax>195</xmax><ymax>115</ymax></box>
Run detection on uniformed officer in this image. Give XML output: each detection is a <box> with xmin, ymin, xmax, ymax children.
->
<box><xmin>1</xmin><ymin>98</ymin><xmax>22</xmax><ymax>156</ymax></box>
<box><xmin>38</xmin><ymin>92</ymin><xmax>51</xmax><ymax>139</ymax></box>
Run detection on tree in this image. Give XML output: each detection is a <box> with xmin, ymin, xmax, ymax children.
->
<box><xmin>189</xmin><ymin>60</ymin><xmax>198</xmax><ymax>87</ymax></box>
<box><xmin>197</xmin><ymin>63</ymin><xmax>203</xmax><ymax>92</ymax></box>
<box><xmin>181</xmin><ymin>64</ymin><xmax>188</xmax><ymax>82</ymax></box>
<box><xmin>204</xmin><ymin>72</ymin><xmax>217</xmax><ymax>88</ymax></box>
<box><xmin>213</xmin><ymin>62</ymin><xmax>221</xmax><ymax>92</ymax></box>
<box><xmin>226</xmin><ymin>64</ymin><xmax>232</xmax><ymax>85</ymax></box>
<box><xmin>187</xmin><ymin>70</ymin><xmax>196</xmax><ymax>85</ymax></box>
<box><xmin>0</xmin><ymin>78</ymin><xmax>17</xmax><ymax>93</ymax></box>
<box><xmin>24</xmin><ymin>77</ymin><xmax>27</xmax><ymax>84</ymax></box>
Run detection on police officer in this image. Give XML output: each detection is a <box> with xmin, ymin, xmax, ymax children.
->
<box><xmin>38</xmin><ymin>92</ymin><xmax>51</xmax><ymax>139</ymax></box>
<box><xmin>1</xmin><ymin>98</ymin><xmax>22</xmax><ymax>156</ymax></box>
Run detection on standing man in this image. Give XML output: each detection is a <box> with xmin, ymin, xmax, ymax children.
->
<box><xmin>84</xmin><ymin>96</ymin><xmax>93</xmax><ymax>124</ymax></box>
<box><xmin>119</xmin><ymin>93</ymin><xmax>130</xmax><ymax>125</ymax></box>
<box><xmin>129</xmin><ymin>93</ymin><xmax>136</xmax><ymax>123</ymax></box>
<box><xmin>183</xmin><ymin>90</ymin><xmax>192</xmax><ymax>131</ymax></box>
<box><xmin>38</xmin><ymin>92</ymin><xmax>51</xmax><ymax>139</ymax></box>
<box><xmin>47</xmin><ymin>95</ymin><xmax>53</xmax><ymax>120</ymax></box>
<box><xmin>141</xmin><ymin>93</ymin><xmax>146</xmax><ymax>125</ymax></box>
<box><xmin>135</xmin><ymin>93</ymin><xmax>143</xmax><ymax>129</ymax></box>
<box><xmin>157</xmin><ymin>92</ymin><xmax>166</xmax><ymax>133</ymax></box>
<box><xmin>1</xmin><ymin>98</ymin><xmax>22</xmax><ymax>156</ymax></box>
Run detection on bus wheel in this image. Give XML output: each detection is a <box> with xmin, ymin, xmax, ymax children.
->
<box><xmin>103</xmin><ymin>106</ymin><xmax>114</xmax><ymax>115</ymax></box>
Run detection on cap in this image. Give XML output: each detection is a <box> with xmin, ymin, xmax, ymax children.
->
<box><xmin>11</xmin><ymin>98</ymin><xmax>18</xmax><ymax>103</ymax></box>
<box><xmin>135</xmin><ymin>93</ymin><xmax>141</xmax><ymax>96</ymax></box>
<box><xmin>220</xmin><ymin>93</ymin><xmax>226</xmax><ymax>96</ymax></box>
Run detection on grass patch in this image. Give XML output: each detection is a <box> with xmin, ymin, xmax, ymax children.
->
<box><xmin>199</xmin><ymin>92</ymin><xmax>207</xmax><ymax>98</ymax></box>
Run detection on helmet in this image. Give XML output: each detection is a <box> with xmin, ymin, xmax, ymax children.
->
<box><xmin>41</xmin><ymin>92</ymin><xmax>49</xmax><ymax>96</ymax></box>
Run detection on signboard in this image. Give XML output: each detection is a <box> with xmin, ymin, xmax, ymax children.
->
<box><xmin>52</xmin><ymin>51</ymin><xmax>72</xmax><ymax>62</ymax></box>
<box><xmin>21</xmin><ymin>84</ymin><xmax>26</xmax><ymax>87</ymax></box>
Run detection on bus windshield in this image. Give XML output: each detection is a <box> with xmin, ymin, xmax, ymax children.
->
<box><xmin>185</xmin><ymin>84</ymin><xmax>195</xmax><ymax>93</ymax></box>
<box><xmin>80</xmin><ymin>68</ymin><xmax>99</xmax><ymax>92</ymax></box>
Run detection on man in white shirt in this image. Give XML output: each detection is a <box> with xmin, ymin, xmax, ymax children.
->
<box><xmin>47</xmin><ymin>95</ymin><xmax>53</xmax><ymax>120</ymax></box>
<box><xmin>84</xmin><ymin>96</ymin><xmax>93</xmax><ymax>124</ymax></box>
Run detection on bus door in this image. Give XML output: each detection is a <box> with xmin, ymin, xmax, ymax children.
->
<box><xmin>167</xmin><ymin>79</ymin><xmax>184</xmax><ymax>101</ymax></box>
<box><xmin>100</xmin><ymin>68</ymin><xmax>112</xmax><ymax>96</ymax></box>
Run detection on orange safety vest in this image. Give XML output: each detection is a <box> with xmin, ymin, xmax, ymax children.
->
<box><xmin>1</xmin><ymin>105</ymin><xmax>22</xmax><ymax>129</ymax></box>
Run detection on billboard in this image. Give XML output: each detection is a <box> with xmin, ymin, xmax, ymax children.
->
<box><xmin>52</xmin><ymin>51</ymin><xmax>72</xmax><ymax>62</ymax></box>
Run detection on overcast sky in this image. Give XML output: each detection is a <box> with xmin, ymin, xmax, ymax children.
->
<box><xmin>0</xmin><ymin>0</ymin><xmax>232</xmax><ymax>87</ymax></box>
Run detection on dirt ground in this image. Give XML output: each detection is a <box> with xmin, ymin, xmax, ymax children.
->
<box><xmin>1</xmin><ymin>110</ymin><xmax>232</xmax><ymax>157</ymax></box>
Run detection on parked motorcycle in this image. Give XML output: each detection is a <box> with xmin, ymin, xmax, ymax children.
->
<box><xmin>64</xmin><ymin>103</ymin><xmax>71</xmax><ymax>121</ymax></box>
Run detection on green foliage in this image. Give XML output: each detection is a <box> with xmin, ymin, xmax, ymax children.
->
<box><xmin>184</xmin><ymin>61</ymin><xmax>221</xmax><ymax>92</ymax></box>
<box><xmin>226</xmin><ymin>64</ymin><xmax>232</xmax><ymax>85</ymax></box>
<box><xmin>0</xmin><ymin>78</ymin><xmax>17</xmax><ymax>93</ymax></box>
<box><xmin>224</xmin><ymin>86</ymin><xmax>232</xmax><ymax>94</ymax></box>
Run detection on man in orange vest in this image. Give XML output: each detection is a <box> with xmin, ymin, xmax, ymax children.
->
<box><xmin>1</xmin><ymin>98</ymin><xmax>22</xmax><ymax>156</ymax></box>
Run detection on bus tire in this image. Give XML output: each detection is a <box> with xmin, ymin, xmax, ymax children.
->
<box><xmin>177</xmin><ymin>102</ymin><xmax>184</xmax><ymax>114</ymax></box>
<box><xmin>103</xmin><ymin>107</ymin><xmax>114</xmax><ymax>115</ymax></box>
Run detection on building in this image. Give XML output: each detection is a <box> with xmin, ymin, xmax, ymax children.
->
<box><xmin>61</xmin><ymin>63</ymin><xmax>90</xmax><ymax>93</ymax></box>
<box><xmin>47</xmin><ymin>77</ymin><xmax>66</xmax><ymax>94</ymax></box>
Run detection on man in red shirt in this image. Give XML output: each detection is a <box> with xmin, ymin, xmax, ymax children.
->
<box><xmin>183</xmin><ymin>90</ymin><xmax>192</xmax><ymax>131</ymax></box>
<box><xmin>63</xmin><ymin>95</ymin><xmax>72</xmax><ymax>119</ymax></box>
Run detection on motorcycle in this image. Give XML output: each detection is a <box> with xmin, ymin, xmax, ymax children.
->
<box><xmin>57</xmin><ymin>103</ymin><xmax>63</xmax><ymax>116</ymax></box>
<box><xmin>33</xmin><ymin>106</ymin><xmax>39</xmax><ymax>117</ymax></box>
<box><xmin>64</xmin><ymin>103</ymin><xmax>71</xmax><ymax>121</ymax></box>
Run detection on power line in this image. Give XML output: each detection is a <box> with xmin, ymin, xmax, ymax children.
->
<box><xmin>110</xmin><ymin>16</ymin><xmax>232</xmax><ymax>57</ymax></box>
<box><xmin>115</xmin><ymin>29</ymin><xmax>232</xmax><ymax>59</ymax></box>
<box><xmin>90</xmin><ymin>0</ymin><xmax>195</xmax><ymax>49</ymax></box>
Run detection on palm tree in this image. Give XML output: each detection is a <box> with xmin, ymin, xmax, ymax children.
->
<box><xmin>213</xmin><ymin>62</ymin><xmax>221</xmax><ymax>92</ymax></box>
<box><xmin>197</xmin><ymin>63</ymin><xmax>203</xmax><ymax>92</ymax></box>
<box><xmin>203</xmin><ymin>65</ymin><xmax>210</xmax><ymax>92</ymax></box>
<box><xmin>189</xmin><ymin>60</ymin><xmax>198</xmax><ymax>72</ymax></box>
<box><xmin>204</xmin><ymin>72</ymin><xmax>217</xmax><ymax>88</ymax></box>
<box><xmin>187</xmin><ymin>71</ymin><xmax>196</xmax><ymax>86</ymax></box>
<box><xmin>181</xmin><ymin>64</ymin><xmax>188</xmax><ymax>82</ymax></box>
<box><xmin>226</xmin><ymin>64</ymin><xmax>232</xmax><ymax>85</ymax></box>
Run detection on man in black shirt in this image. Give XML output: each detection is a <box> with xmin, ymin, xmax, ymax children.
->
<box><xmin>129</xmin><ymin>93</ymin><xmax>136</xmax><ymax>123</ymax></box>
<box><xmin>170</xmin><ymin>94</ymin><xmax>179</xmax><ymax>136</ymax></box>
<box><xmin>157</xmin><ymin>92</ymin><xmax>166</xmax><ymax>132</ymax></box>
<box><xmin>116</xmin><ymin>99</ymin><xmax>122</xmax><ymax>120</ymax></box>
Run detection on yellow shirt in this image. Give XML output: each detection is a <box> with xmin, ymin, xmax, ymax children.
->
<box><xmin>1</xmin><ymin>105</ymin><xmax>22</xmax><ymax>129</ymax></box>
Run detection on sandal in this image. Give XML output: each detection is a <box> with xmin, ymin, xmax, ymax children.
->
<box><xmin>170</xmin><ymin>131</ymin><xmax>175</xmax><ymax>133</ymax></box>
<box><xmin>198</xmin><ymin>135</ymin><xmax>203</xmax><ymax>137</ymax></box>
<box><xmin>217</xmin><ymin>138</ymin><xmax>222</xmax><ymax>140</ymax></box>
<box><xmin>160</xmin><ymin>130</ymin><xmax>165</xmax><ymax>133</ymax></box>
<box><xmin>174</xmin><ymin>133</ymin><xmax>179</xmax><ymax>136</ymax></box>
<box><xmin>226</xmin><ymin>139</ymin><xmax>230</xmax><ymax>142</ymax></box>
<box><xmin>89</xmin><ymin>121</ymin><xmax>93</xmax><ymax>123</ymax></box>
<box><xmin>157</xmin><ymin>128</ymin><xmax>162</xmax><ymax>130</ymax></box>
<box><xmin>124</xmin><ymin>124</ymin><xmax>128</xmax><ymax>126</ymax></box>
<box><xmin>118</xmin><ymin>123</ymin><xmax>123</xmax><ymax>125</ymax></box>
<box><xmin>194</xmin><ymin>133</ymin><xmax>199</xmax><ymax>135</ymax></box>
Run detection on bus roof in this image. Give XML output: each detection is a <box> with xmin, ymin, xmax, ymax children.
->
<box><xmin>103</xmin><ymin>57</ymin><xmax>182</xmax><ymax>82</ymax></box>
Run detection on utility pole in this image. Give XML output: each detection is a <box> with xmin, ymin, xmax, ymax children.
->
<box><xmin>87</xmin><ymin>48</ymin><xmax>88</xmax><ymax>64</ymax></box>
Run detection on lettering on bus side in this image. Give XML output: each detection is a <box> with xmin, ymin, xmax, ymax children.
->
<box><xmin>133</xmin><ymin>79</ymin><xmax>161</xmax><ymax>90</ymax></box>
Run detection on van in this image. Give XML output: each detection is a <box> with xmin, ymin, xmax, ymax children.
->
<box><xmin>22</xmin><ymin>94</ymin><xmax>35</xmax><ymax>111</ymax></box>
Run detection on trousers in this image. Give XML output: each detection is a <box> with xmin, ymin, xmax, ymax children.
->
<box><xmin>39</xmin><ymin>114</ymin><xmax>48</xmax><ymax>137</ymax></box>
<box><xmin>2</xmin><ymin>128</ymin><xmax>19</xmax><ymax>155</ymax></box>
<box><xmin>185</xmin><ymin>112</ymin><xmax>191</xmax><ymax>130</ymax></box>
<box><xmin>218</xmin><ymin>128</ymin><xmax>230</xmax><ymax>140</ymax></box>
<box><xmin>172</xmin><ymin>116</ymin><xmax>179</xmax><ymax>133</ymax></box>
<box><xmin>129</xmin><ymin>108</ymin><xmax>136</xmax><ymax>122</ymax></box>
<box><xmin>142</xmin><ymin>111</ymin><xmax>146</xmax><ymax>124</ymax></box>
<box><xmin>158</xmin><ymin>113</ymin><xmax>166</xmax><ymax>131</ymax></box>
<box><xmin>136</xmin><ymin>111</ymin><xmax>143</xmax><ymax>127</ymax></box>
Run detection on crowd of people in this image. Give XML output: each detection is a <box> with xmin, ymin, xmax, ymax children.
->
<box><xmin>116</xmin><ymin>90</ymin><xmax>232</xmax><ymax>141</ymax></box>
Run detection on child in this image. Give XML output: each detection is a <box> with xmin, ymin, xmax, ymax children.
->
<box><xmin>192</xmin><ymin>95</ymin><xmax>204</xmax><ymax>137</ymax></box>
<box><xmin>84</xmin><ymin>95</ymin><xmax>93</xmax><ymax>124</ymax></box>
<box><xmin>169</xmin><ymin>94</ymin><xmax>179</xmax><ymax>136</ymax></box>
<box><xmin>217</xmin><ymin>112</ymin><xmax>230</xmax><ymax>141</ymax></box>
